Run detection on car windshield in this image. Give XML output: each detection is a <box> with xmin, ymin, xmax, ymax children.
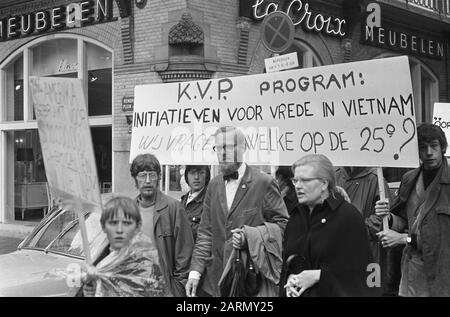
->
<box><xmin>22</xmin><ymin>208</ymin><xmax>107</xmax><ymax>259</ymax></box>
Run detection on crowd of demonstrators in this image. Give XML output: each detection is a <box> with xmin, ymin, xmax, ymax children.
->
<box><xmin>185</xmin><ymin>126</ymin><xmax>289</xmax><ymax>297</ymax></box>
<box><xmin>376</xmin><ymin>123</ymin><xmax>450</xmax><ymax>297</ymax></box>
<box><xmin>335</xmin><ymin>166</ymin><xmax>400</xmax><ymax>296</ymax></box>
<box><xmin>180</xmin><ymin>165</ymin><xmax>211</xmax><ymax>241</ymax></box>
<box><xmin>281</xmin><ymin>154</ymin><xmax>377</xmax><ymax>297</ymax></box>
<box><xmin>130</xmin><ymin>153</ymin><xmax>194</xmax><ymax>297</ymax></box>
<box><xmin>74</xmin><ymin>123</ymin><xmax>450</xmax><ymax>297</ymax></box>
<box><xmin>82</xmin><ymin>197</ymin><xmax>166</xmax><ymax>297</ymax></box>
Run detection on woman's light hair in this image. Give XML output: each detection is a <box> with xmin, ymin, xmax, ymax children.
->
<box><xmin>292</xmin><ymin>154</ymin><xmax>337</xmax><ymax>196</ymax></box>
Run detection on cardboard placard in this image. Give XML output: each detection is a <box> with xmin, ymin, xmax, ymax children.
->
<box><xmin>131</xmin><ymin>56</ymin><xmax>419</xmax><ymax>168</ymax></box>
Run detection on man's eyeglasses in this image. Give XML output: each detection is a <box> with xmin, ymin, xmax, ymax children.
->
<box><xmin>290</xmin><ymin>177</ymin><xmax>322</xmax><ymax>186</ymax></box>
<box><xmin>212</xmin><ymin>144</ymin><xmax>237</xmax><ymax>152</ymax></box>
<box><xmin>136</xmin><ymin>171</ymin><xmax>159</xmax><ymax>181</ymax></box>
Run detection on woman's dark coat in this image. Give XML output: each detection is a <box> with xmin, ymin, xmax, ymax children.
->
<box><xmin>280</xmin><ymin>194</ymin><xmax>379</xmax><ymax>297</ymax></box>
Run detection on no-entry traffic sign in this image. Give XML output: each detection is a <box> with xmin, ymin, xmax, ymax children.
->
<box><xmin>260</xmin><ymin>11</ymin><xmax>295</xmax><ymax>53</ymax></box>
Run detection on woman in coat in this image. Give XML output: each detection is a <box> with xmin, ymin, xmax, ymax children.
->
<box><xmin>280</xmin><ymin>154</ymin><xmax>377</xmax><ymax>297</ymax></box>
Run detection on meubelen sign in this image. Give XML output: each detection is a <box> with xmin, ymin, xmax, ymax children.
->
<box><xmin>0</xmin><ymin>0</ymin><xmax>115</xmax><ymax>42</ymax></box>
<box><xmin>362</xmin><ymin>3</ymin><xmax>445</xmax><ymax>59</ymax></box>
<box><xmin>249</xmin><ymin>0</ymin><xmax>347</xmax><ymax>38</ymax></box>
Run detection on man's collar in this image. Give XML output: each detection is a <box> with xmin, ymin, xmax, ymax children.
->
<box><xmin>188</xmin><ymin>188</ymin><xmax>203</xmax><ymax>200</ymax></box>
<box><xmin>237</xmin><ymin>163</ymin><xmax>247</xmax><ymax>179</ymax></box>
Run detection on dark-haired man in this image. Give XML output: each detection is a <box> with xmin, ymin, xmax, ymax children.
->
<box><xmin>130</xmin><ymin>153</ymin><xmax>194</xmax><ymax>297</ymax></box>
<box><xmin>376</xmin><ymin>123</ymin><xmax>450</xmax><ymax>296</ymax></box>
<box><xmin>181</xmin><ymin>165</ymin><xmax>211</xmax><ymax>241</ymax></box>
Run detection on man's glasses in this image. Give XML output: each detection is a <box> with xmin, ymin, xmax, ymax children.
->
<box><xmin>290</xmin><ymin>177</ymin><xmax>322</xmax><ymax>186</ymax></box>
<box><xmin>136</xmin><ymin>171</ymin><xmax>159</xmax><ymax>181</ymax></box>
<box><xmin>212</xmin><ymin>144</ymin><xmax>237</xmax><ymax>153</ymax></box>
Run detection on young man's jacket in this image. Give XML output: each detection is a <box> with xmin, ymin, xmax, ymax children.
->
<box><xmin>136</xmin><ymin>190</ymin><xmax>194</xmax><ymax>296</ymax></box>
<box><xmin>180</xmin><ymin>187</ymin><xmax>207</xmax><ymax>241</ymax></box>
<box><xmin>189</xmin><ymin>165</ymin><xmax>289</xmax><ymax>297</ymax></box>
<box><xmin>390</xmin><ymin>158</ymin><xmax>450</xmax><ymax>296</ymax></box>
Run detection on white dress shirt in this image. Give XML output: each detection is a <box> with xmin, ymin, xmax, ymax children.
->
<box><xmin>225</xmin><ymin>163</ymin><xmax>247</xmax><ymax>211</ymax></box>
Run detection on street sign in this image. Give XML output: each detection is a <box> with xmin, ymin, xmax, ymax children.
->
<box><xmin>122</xmin><ymin>96</ymin><xmax>134</xmax><ymax>111</ymax></box>
<box><xmin>260</xmin><ymin>11</ymin><xmax>295</xmax><ymax>53</ymax></box>
<box><xmin>265</xmin><ymin>52</ymin><xmax>299</xmax><ymax>73</ymax></box>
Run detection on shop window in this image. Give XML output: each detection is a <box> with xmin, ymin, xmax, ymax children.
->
<box><xmin>1</xmin><ymin>36</ymin><xmax>113</xmax><ymax>223</ymax></box>
<box><xmin>92</xmin><ymin>127</ymin><xmax>112</xmax><ymax>192</ymax></box>
<box><xmin>87</xmin><ymin>42</ymin><xmax>112</xmax><ymax>116</ymax></box>
<box><xmin>33</xmin><ymin>39</ymin><xmax>77</xmax><ymax>77</ymax></box>
<box><xmin>3</xmin><ymin>55</ymin><xmax>24</xmax><ymax>121</ymax></box>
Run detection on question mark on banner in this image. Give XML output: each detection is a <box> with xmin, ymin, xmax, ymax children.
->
<box><xmin>394</xmin><ymin>118</ymin><xmax>416</xmax><ymax>160</ymax></box>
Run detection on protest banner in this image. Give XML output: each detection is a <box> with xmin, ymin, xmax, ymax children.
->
<box><xmin>29</xmin><ymin>76</ymin><xmax>102</xmax><ymax>264</ymax></box>
<box><xmin>131</xmin><ymin>56</ymin><xmax>419</xmax><ymax>169</ymax></box>
<box><xmin>433</xmin><ymin>103</ymin><xmax>450</xmax><ymax>157</ymax></box>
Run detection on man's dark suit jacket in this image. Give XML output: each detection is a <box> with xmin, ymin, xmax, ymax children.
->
<box><xmin>189</xmin><ymin>165</ymin><xmax>289</xmax><ymax>296</ymax></box>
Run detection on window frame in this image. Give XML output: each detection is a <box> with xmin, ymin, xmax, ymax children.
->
<box><xmin>0</xmin><ymin>34</ymin><xmax>114</xmax><ymax>223</ymax></box>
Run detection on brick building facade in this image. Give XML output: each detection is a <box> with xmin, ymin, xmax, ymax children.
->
<box><xmin>0</xmin><ymin>0</ymin><xmax>449</xmax><ymax>223</ymax></box>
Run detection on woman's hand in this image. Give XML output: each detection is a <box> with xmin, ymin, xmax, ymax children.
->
<box><xmin>284</xmin><ymin>270</ymin><xmax>321</xmax><ymax>297</ymax></box>
<box><xmin>376</xmin><ymin>229</ymin><xmax>407</xmax><ymax>248</ymax></box>
<box><xmin>285</xmin><ymin>274</ymin><xmax>300</xmax><ymax>297</ymax></box>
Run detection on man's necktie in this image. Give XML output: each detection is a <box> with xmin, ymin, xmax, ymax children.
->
<box><xmin>223</xmin><ymin>171</ymin><xmax>239</xmax><ymax>182</ymax></box>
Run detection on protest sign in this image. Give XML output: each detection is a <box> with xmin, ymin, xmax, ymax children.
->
<box><xmin>433</xmin><ymin>103</ymin><xmax>450</xmax><ymax>157</ymax></box>
<box><xmin>29</xmin><ymin>76</ymin><xmax>102</xmax><ymax>264</ymax></box>
<box><xmin>131</xmin><ymin>56</ymin><xmax>419</xmax><ymax>168</ymax></box>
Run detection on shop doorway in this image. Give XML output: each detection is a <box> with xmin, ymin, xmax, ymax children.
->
<box><xmin>91</xmin><ymin>127</ymin><xmax>112</xmax><ymax>193</ymax></box>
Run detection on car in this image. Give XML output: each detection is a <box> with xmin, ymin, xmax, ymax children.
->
<box><xmin>0</xmin><ymin>192</ymin><xmax>139</xmax><ymax>297</ymax></box>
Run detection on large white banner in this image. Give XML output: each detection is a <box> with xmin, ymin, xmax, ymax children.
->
<box><xmin>29</xmin><ymin>77</ymin><xmax>102</xmax><ymax>210</ymax></box>
<box><xmin>433</xmin><ymin>103</ymin><xmax>450</xmax><ymax>157</ymax></box>
<box><xmin>131</xmin><ymin>56</ymin><xmax>419</xmax><ymax>168</ymax></box>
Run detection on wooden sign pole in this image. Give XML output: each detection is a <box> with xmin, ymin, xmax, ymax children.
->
<box><xmin>376</xmin><ymin>167</ymin><xmax>389</xmax><ymax>231</ymax></box>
